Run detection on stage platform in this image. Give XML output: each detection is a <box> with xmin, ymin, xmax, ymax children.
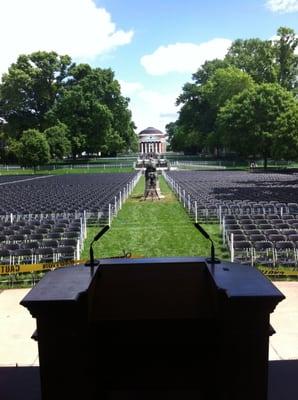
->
<box><xmin>0</xmin><ymin>282</ymin><xmax>297</xmax><ymax>400</ymax></box>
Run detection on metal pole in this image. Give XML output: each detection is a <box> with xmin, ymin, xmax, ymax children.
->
<box><xmin>84</xmin><ymin>210</ymin><xmax>87</xmax><ymax>238</ymax></box>
<box><xmin>195</xmin><ymin>201</ymin><xmax>198</xmax><ymax>223</ymax></box>
<box><xmin>76</xmin><ymin>241</ymin><xmax>80</xmax><ymax>260</ymax></box>
<box><xmin>231</xmin><ymin>233</ymin><xmax>234</xmax><ymax>262</ymax></box>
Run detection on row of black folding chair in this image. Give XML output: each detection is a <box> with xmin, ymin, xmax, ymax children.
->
<box><xmin>227</xmin><ymin>228</ymin><xmax>298</xmax><ymax>244</ymax></box>
<box><xmin>0</xmin><ymin>231</ymin><xmax>80</xmax><ymax>245</ymax></box>
<box><xmin>232</xmin><ymin>239</ymin><xmax>298</xmax><ymax>267</ymax></box>
<box><xmin>0</xmin><ymin>245</ymin><xmax>77</xmax><ymax>265</ymax></box>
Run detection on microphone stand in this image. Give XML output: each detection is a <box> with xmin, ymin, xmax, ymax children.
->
<box><xmin>194</xmin><ymin>222</ymin><xmax>220</xmax><ymax>264</ymax></box>
<box><xmin>85</xmin><ymin>225</ymin><xmax>110</xmax><ymax>277</ymax></box>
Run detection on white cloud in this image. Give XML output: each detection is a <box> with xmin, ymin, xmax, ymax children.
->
<box><xmin>140</xmin><ymin>38</ymin><xmax>232</xmax><ymax>76</ymax></box>
<box><xmin>0</xmin><ymin>0</ymin><xmax>133</xmax><ymax>76</ymax></box>
<box><xmin>266</xmin><ymin>0</ymin><xmax>298</xmax><ymax>12</ymax></box>
<box><xmin>120</xmin><ymin>81</ymin><xmax>180</xmax><ymax>132</ymax></box>
<box><xmin>119</xmin><ymin>80</ymin><xmax>144</xmax><ymax>96</ymax></box>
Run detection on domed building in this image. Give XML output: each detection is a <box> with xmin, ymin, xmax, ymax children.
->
<box><xmin>138</xmin><ymin>127</ymin><xmax>167</xmax><ymax>154</ymax></box>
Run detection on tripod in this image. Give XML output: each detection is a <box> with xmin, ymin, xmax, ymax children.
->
<box><xmin>144</xmin><ymin>186</ymin><xmax>160</xmax><ymax>200</ymax></box>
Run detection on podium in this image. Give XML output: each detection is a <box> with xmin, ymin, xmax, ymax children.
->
<box><xmin>21</xmin><ymin>257</ymin><xmax>284</xmax><ymax>399</ymax></box>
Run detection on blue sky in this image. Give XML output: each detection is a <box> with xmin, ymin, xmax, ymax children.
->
<box><xmin>0</xmin><ymin>0</ymin><xmax>297</xmax><ymax>132</ymax></box>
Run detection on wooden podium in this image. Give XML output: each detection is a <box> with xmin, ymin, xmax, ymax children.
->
<box><xmin>21</xmin><ymin>257</ymin><xmax>284</xmax><ymax>400</ymax></box>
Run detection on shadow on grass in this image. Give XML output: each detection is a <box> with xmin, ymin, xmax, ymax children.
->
<box><xmin>130</xmin><ymin>194</ymin><xmax>144</xmax><ymax>200</ymax></box>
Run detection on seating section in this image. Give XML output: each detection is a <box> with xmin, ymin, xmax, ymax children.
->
<box><xmin>0</xmin><ymin>173</ymin><xmax>138</xmax><ymax>223</ymax></box>
<box><xmin>0</xmin><ymin>173</ymin><xmax>139</xmax><ymax>265</ymax></box>
<box><xmin>0</xmin><ymin>217</ymin><xmax>84</xmax><ymax>265</ymax></box>
<box><xmin>224</xmin><ymin>214</ymin><xmax>298</xmax><ymax>266</ymax></box>
<box><xmin>165</xmin><ymin>170</ymin><xmax>298</xmax><ymax>267</ymax></box>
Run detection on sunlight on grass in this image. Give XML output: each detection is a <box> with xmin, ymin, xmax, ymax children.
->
<box><xmin>82</xmin><ymin>176</ymin><xmax>229</xmax><ymax>260</ymax></box>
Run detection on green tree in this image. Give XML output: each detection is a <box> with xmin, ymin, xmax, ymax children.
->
<box><xmin>44</xmin><ymin>123</ymin><xmax>71</xmax><ymax>160</ymax></box>
<box><xmin>170</xmin><ymin>26</ymin><xmax>297</xmax><ymax>157</ymax></box>
<box><xmin>202</xmin><ymin>66</ymin><xmax>254</xmax><ymax>109</ymax></box>
<box><xmin>0</xmin><ymin>118</ymin><xmax>6</xmax><ymax>162</ymax></box>
<box><xmin>5</xmin><ymin>138</ymin><xmax>20</xmax><ymax>163</ymax></box>
<box><xmin>192</xmin><ymin>59</ymin><xmax>230</xmax><ymax>85</ymax></box>
<box><xmin>272</xmin><ymin>105</ymin><xmax>298</xmax><ymax>160</ymax></box>
<box><xmin>17</xmin><ymin>129</ymin><xmax>50</xmax><ymax>169</ymax></box>
<box><xmin>274</xmin><ymin>27</ymin><xmax>298</xmax><ymax>91</ymax></box>
<box><xmin>49</xmin><ymin>65</ymin><xmax>136</xmax><ymax>156</ymax></box>
<box><xmin>174</xmin><ymin>67</ymin><xmax>253</xmax><ymax>154</ymax></box>
<box><xmin>0</xmin><ymin>52</ymin><xmax>72</xmax><ymax>137</ymax></box>
<box><xmin>104</xmin><ymin>130</ymin><xmax>125</xmax><ymax>156</ymax></box>
<box><xmin>217</xmin><ymin>83</ymin><xmax>298</xmax><ymax>168</ymax></box>
<box><xmin>202</xmin><ymin>67</ymin><xmax>254</xmax><ymax>154</ymax></box>
<box><xmin>226</xmin><ymin>38</ymin><xmax>277</xmax><ymax>84</ymax></box>
<box><xmin>1</xmin><ymin>54</ymin><xmax>136</xmax><ymax>157</ymax></box>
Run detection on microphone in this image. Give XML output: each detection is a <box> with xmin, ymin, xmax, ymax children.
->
<box><xmin>85</xmin><ymin>225</ymin><xmax>110</xmax><ymax>272</ymax></box>
<box><xmin>194</xmin><ymin>222</ymin><xmax>220</xmax><ymax>264</ymax></box>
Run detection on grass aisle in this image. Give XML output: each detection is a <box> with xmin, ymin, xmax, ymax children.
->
<box><xmin>82</xmin><ymin>176</ymin><xmax>229</xmax><ymax>260</ymax></box>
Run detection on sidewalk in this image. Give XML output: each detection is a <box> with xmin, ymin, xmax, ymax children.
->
<box><xmin>0</xmin><ymin>289</ymin><xmax>39</xmax><ymax>367</ymax></box>
<box><xmin>269</xmin><ymin>281</ymin><xmax>298</xmax><ymax>360</ymax></box>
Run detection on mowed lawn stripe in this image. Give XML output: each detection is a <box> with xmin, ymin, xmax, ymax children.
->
<box><xmin>82</xmin><ymin>176</ymin><xmax>229</xmax><ymax>260</ymax></box>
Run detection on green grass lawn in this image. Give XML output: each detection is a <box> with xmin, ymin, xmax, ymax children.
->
<box><xmin>82</xmin><ymin>176</ymin><xmax>229</xmax><ymax>260</ymax></box>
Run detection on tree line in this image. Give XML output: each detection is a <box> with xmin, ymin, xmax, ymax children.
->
<box><xmin>167</xmin><ymin>27</ymin><xmax>298</xmax><ymax>168</ymax></box>
<box><xmin>0</xmin><ymin>52</ymin><xmax>138</xmax><ymax>167</ymax></box>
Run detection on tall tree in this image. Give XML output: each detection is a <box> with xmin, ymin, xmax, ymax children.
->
<box><xmin>44</xmin><ymin>123</ymin><xmax>71</xmax><ymax>160</ymax></box>
<box><xmin>192</xmin><ymin>59</ymin><xmax>230</xmax><ymax>85</ymax></box>
<box><xmin>202</xmin><ymin>66</ymin><xmax>254</xmax><ymax>109</ymax></box>
<box><xmin>274</xmin><ymin>27</ymin><xmax>298</xmax><ymax>91</ymax></box>
<box><xmin>48</xmin><ymin>65</ymin><xmax>137</xmax><ymax>156</ymax></box>
<box><xmin>174</xmin><ymin>66</ymin><xmax>253</xmax><ymax>154</ymax></box>
<box><xmin>16</xmin><ymin>129</ymin><xmax>51</xmax><ymax>169</ymax></box>
<box><xmin>217</xmin><ymin>83</ymin><xmax>298</xmax><ymax>168</ymax></box>
<box><xmin>226</xmin><ymin>38</ymin><xmax>277</xmax><ymax>84</ymax></box>
<box><xmin>0</xmin><ymin>52</ymin><xmax>72</xmax><ymax>137</ymax></box>
<box><xmin>1</xmin><ymin>54</ymin><xmax>137</xmax><ymax>157</ymax></box>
